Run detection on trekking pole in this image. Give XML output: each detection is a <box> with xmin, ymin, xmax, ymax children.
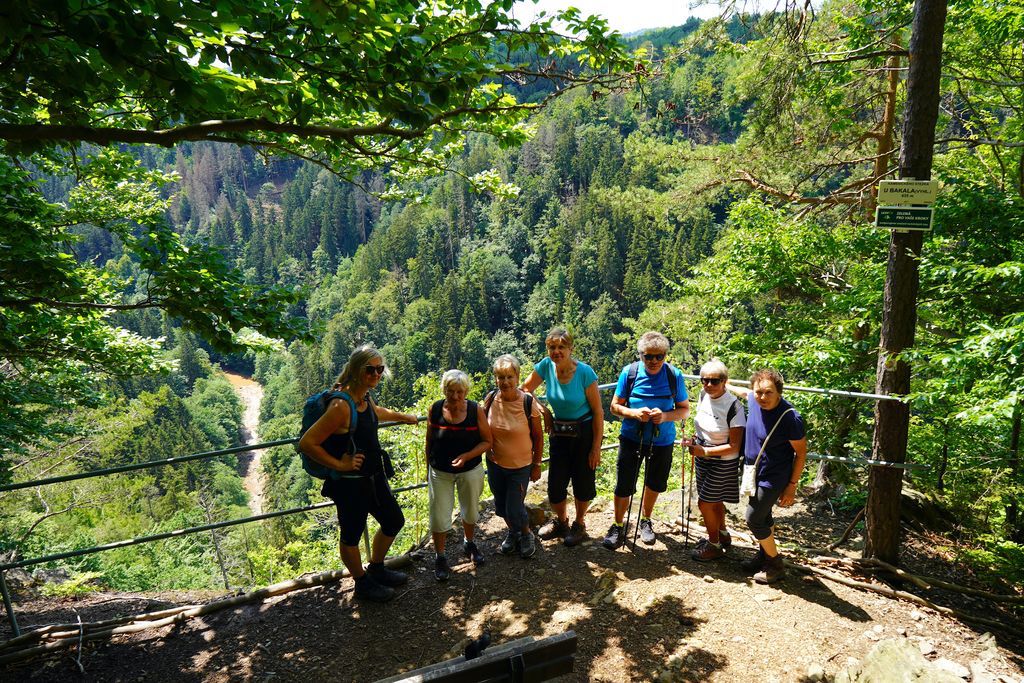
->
<box><xmin>684</xmin><ymin>444</ymin><xmax>696</xmax><ymax>549</ymax></box>
<box><xmin>622</xmin><ymin>422</ymin><xmax>648</xmax><ymax>552</ymax></box>
<box><xmin>631</xmin><ymin>424</ymin><xmax>659</xmax><ymax>550</ymax></box>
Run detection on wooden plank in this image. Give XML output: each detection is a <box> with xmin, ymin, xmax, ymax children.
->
<box><xmin>376</xmin><ymin>631</ymin><xmax>577</xmax><ymax>683</ymax></box>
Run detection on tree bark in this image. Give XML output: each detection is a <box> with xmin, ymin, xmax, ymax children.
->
<box><xmin>865</xmin><ymin>0</ymin><xmax>948</xmax><ymax>564</ymax></box>
<box><xmin>937</xmin><ymin>420</ymin><xmax>949</xmax><ymax>493</ymax></box>
<box><xmin>867</xmin><ymin>48</ymin><xmax>903</xmax><ymax>218</ymax></box>
<box><xmin>1007</xmin><ymin>400</ymin><xmax>1021</xmax><ymax>541</ymax></box>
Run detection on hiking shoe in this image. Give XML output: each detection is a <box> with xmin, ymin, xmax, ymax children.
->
<box><xmin>434</xmin><ymin>556</ymin><xmax>451</xmax><ymax>582</ymax></box>
<box><xmin>602</xmin><ymin>523</ymin><xmax>626</xmax><ymax>550</ymax></box>
<box><xmin>354</xmin><ymin>574</ymin><xmax>395</xmax><ymax>602</ymax></box>
<box><xmin>464</xmin><ymin>540</ymin><xmax>485</xmax><ymax>565</ymax></box>
<box><xmin>639</xmin><ymin>518</ymin><xmax>656</xmax><ymax>545</ymax></box>
<box><xmin>692</xmin><ymin>541</ymin><xmax>725</xmax><ymax>562</ymax></box>
<box><xmin>366</xmin><ymin>562</ymin><xmax>409</xmax><ymax>588</ymax></box>
<box><xmin>499</xmin><ymin>531</ymin><xmax>519</xmax><ymax>555</ymax></box>
<box><xmin>563</xmin><ymin>521</ymin><xmax>588</xmax><ymax>547</ymax></box>
<box><xmin>741</xmin><ymin>547</ymin><xmax>767</xmax><ymax>574</ymax></box>
<box><xmin>718</xmin><ymin>530</ymin><xmax>732</xmax><ymax>550</ymax></box>
<box><xmin>753</xmin><ymin>553</ymin><xmax>786</xmax><ymax>584</ymax></box>
<box><xmin>519</xmin><ymin>532</ymin><xmax>537</xmax><ymax>559</ymax></box>
<box><xmin>538</xmin><ymin>517</ymin><xmax>570</xmax><ymax>540</ymax></box>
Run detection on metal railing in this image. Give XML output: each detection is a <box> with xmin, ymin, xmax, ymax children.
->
<box><xmin>0</xmin><ymin>377</ymin><xmax>910</xmax><ymax>638</ymax></box>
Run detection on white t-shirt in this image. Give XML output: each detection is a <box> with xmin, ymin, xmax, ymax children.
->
<box><xmin>693</xmin><ymin>391</ymin><xmax>746</xmax><ymax>460</ymax></box>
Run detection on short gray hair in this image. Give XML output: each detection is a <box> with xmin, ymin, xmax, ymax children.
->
<box><xmin>699</xmin><ymin>358</ymin><xmax>729</xmax><ymax>380</ymax></box>
<box><xmin>441</xmin><ymin>369</ymin><xmax>470</xmax><ymax>394</ymax></box>
<box><xmin>493</xmin><ymin>354</ymin><xmax>521</xmax><ymax>376</ymax></box>
<box><xmin>636</xmin><ymin>331</ymin><xmax>669</xmax><ymax>354</ymax></box>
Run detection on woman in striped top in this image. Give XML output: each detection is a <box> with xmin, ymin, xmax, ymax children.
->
<box><xmin>688</xmin><ymin>359</ymin><xmax>746</xmax><ymax>562</ymax></box>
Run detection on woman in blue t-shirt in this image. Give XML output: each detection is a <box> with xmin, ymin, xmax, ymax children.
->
<box><xmin>521</xmin><ymin>327</ymin><xmax>604</xmax><ymax>547</ymax></box>
<box><xmin>735</xmin><ymin>368</ymin><xmax>807</xmax><ymax>584</ymax></box>
<box><xmin>603</xmin><ymin>332</ymin><xmax>690</xmax><ymax>550</ymax></box>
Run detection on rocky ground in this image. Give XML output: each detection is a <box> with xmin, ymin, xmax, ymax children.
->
<box><xmin>2</xmin><ymin>481</ymin><xmax>1022</xmax><ymax>682</ymax></box>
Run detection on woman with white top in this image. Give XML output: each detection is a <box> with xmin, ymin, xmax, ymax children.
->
<box><xmin>688</xmin><ymin>359</ymin><xmax>746</xmax><ymax>561</ymax></box>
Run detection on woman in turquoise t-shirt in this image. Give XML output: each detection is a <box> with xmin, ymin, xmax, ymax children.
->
<box><xmin>521</xmin><ymin>327</ymin><xmax>604</xmax><ymax>547</ymax></box>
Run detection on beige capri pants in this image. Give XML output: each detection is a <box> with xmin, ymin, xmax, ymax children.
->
<box><xmin>428</xmin><ymin>463</ymin><xmax>485</xmax><ymax>533</ymax></box>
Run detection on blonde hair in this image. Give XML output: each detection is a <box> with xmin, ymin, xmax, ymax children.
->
<box><xmin>441</xmin><ymin>369</ymin><xmax>470</xmax><ymax>394</ymax></box>
<box><xmin>699</xmin><ymin>358</ymin><xmax>729</xmax><ymax>380</ymax></box>
<box><xmin>334</xmin><ymin>345</ymin><xmax>388</xmax><ymax>391</ymax></box>
<box><xmin>545</xmin><ymin>326</ymin><xmax>574</xmax><ymax>349</ymax></box>
<box><xmin>636</xmin><ymin>331</ymin><xmax>670</xmax><ymax>354</ymax></box>
<box><xmin>492</xmin><ymin>354</ymin><xmax>521</xmax><ymax>377</ymax></box>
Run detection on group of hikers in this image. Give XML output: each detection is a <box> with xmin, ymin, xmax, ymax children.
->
<box><xmin>298</xmin><ymin>328</ymin><xmax>808</xmax><ymax>603</ymax></box>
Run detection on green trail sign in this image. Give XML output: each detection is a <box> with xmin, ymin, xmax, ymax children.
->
<box><xmin>875</xmin><ymin>206</ymin><xmax>934</xmax><ymax>231</ymax></box>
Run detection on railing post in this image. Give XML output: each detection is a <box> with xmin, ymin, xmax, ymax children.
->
<box><xmin>1</xmin><ymin>569</ymin><xmax>20</xmax><ymax>638</ymax></box>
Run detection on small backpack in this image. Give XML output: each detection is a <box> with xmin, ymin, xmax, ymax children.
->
<box><xmin>622</xmin><ymin>361</ymin><xmax>679</xmax><ymax>402</ymax></box>
<box><xmin>726</xmin><ymin>396</ymin><xmax>746</xmax><ymax>461</ymax></box>
<box><xmin>483</xmin><ymin>390</ymin><xmax>538</xmax><ymax>450</ymax></box>
<box><xmin>298</xmin><ymin>389</ymin><xmax>357</xmax><ymax>480</ymax></box>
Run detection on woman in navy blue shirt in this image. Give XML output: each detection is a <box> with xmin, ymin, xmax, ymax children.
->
<box><xmin>738</xmin><ymin>369</ymin><xmax>807</xmax><ymax>584</ymax></box>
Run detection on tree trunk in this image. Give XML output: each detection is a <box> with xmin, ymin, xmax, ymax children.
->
<box><xmin>936</xmin><ymin>421</ymin><xmax>949</xmax><ymax>493</ymax></box>
<box><xmin>867</xmin><ymin>48</ymin><xmax>903</xmax><ymax>217</ymax></box>
<box><xmin>1008</xmin><ymin>400</ymin><xmax>1022</xmax><ymax>542</ymax></box>
<box><xmin>865</xmin><ymin>0</ymin><xmax>948</xmax><ymax>564</ymax></box>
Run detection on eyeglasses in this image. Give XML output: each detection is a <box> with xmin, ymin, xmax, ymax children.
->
<box><xmin>701</xmin><ymin>377</ymin><xmax>724</xmax><ymax>386</ymax></box>
<box><xmin>364</xmin><ymin>365</ymin><xmax>386</xmax><ymax>375</ymax></box>
<box><xmin>642</xmin><ymin>353</ymin><xmax>665</xmax><ymax>361</ymax></box>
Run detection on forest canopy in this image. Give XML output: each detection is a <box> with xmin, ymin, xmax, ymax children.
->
<box><xmin>0</xmin><ymin>0</ymin><xmax>636</xmax><ymax>458</ymax></box>
<box><xmin>2</xmin><ymin>0</ymin><xmax>1023</xmax><ymax>596</ymax></box>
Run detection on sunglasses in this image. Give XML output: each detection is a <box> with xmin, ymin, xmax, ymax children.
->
<box><xmin>701</xmin><ymin>377</ymin><xmax>724</xmax><ymax>386</ymax></box>
<box><xmin>364</xmin><ymin>365</ymin><xmax>386</xmax><ymax>375</ymax></box>
<box><xmin>642</xmin><ymin>353</ymin><xmax>666</xmax><ymax>361</ymax></box>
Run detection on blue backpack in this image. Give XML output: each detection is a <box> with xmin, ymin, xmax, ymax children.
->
<box><xmin>298</xmin><ymin>389</ymin><xmax>357</xmax><ymax>480</ymax></box>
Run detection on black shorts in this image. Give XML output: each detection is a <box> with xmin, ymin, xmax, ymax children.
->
<box><xmin>614</xmin><ymin>437</ymin><xmax>675</xmax><ymax>498</ymax></box>
<box><xmin>322</xmin><ymin>474</ymin><xmax>405</xmax><ymax>546</ymax></box>
<box><xmin>547</xmin><ymin>418</ymin><xmax>596</xmax><ymax>504</ymax></box>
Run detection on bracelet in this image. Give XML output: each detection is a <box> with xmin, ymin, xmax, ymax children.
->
<box><xmin>789</xmin><ymin>480</ymin><xmax>799</xmax><ymax>485</ymax></box>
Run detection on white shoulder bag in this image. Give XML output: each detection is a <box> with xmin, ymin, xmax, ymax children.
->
<box><xmin>740</xmin><ymin>407</ymin><xmax>796</xmax><ymax>497</ymax></box>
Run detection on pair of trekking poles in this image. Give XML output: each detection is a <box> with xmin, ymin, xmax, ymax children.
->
<box><xmin>620</xmin><ymin>421</ymin><xmax>698</xmax><ymax>551</ymax></box>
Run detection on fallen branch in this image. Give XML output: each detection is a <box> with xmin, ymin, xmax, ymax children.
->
<box><xmin>0</xmin><ymin>554</ymin><xmax>412</xmax><ymax>665</ymax></box>
<box><xmin>789</xmin><ymin>560</ymin><xmax>1021</xmax><ymax>633</ymax></box>
<box><xmin>828</xmin><ymin>507</ymin><xmax>864</xmax><ymax>550</ymax></box>
<box><xmin>0</xmin><ymin>604</ymin><xmax>200</xmax><ymax>652</ymax></box>
<box><xmin>857</xmin><ymin>557</ymin><xmax>1024</xmax><ymax>605</ymax></box>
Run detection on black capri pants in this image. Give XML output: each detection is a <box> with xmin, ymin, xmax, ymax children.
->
<box><xmin>745</xmin><ymin>485</ymin><xmax>785</xmax><ymax>540</ymax></box>
<box><xmin>547</xmin><ymin>418</ymin><xmax>597</xmax><ymax>504</ymax></box>
<box><xmin>614</xmin><ymin>437</ymin><xmax>675</xmax><ymax>498</ymax></box>
<box><xmin>323</xmin><ymin>474</ymin><xmax>405</xmax><ymax>547</ymax></box>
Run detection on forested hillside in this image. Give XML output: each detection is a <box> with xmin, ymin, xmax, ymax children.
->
<box><xmin>2</xmin><ymin>0</ymin><xmax>1023</xmax><ymax>597</ymax></box>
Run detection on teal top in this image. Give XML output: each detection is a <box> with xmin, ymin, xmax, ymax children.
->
<box><xmin>533</xmin><ymin>357</ymin><xmax>599</xmax><ymax>420</ymax></box>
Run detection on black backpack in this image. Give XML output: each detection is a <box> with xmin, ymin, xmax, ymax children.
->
<box><xmin>726</xmin><ymin>395</ymin><xmax>746</xmax><ymax>461</ymax></box>
<box><xmin>297</xmin><ymin>389</ymin><xmax>357</xmax><ymax>480</ymax></box>
<box><xmin>483</xmin><ymin>390</ymin><xmax>539</xmax><ymax>450</ymax></box>
<box><xmin>622</xmin><ymin>360</ymin><xmax>679</xmax><ymax>402</ymax></box>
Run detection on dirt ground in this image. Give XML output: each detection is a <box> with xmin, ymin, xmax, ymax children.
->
<box><xmin>3</xmin><ymin>483</ymin><xmax>1023</xmax><ymax>683</ymax></box>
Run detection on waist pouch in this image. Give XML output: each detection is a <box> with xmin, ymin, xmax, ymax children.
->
<box><xmin>551</xmin><ymin>415</ymin><xmax>592</xmax><ymax>438</ymax></box>
<box><xmin>381</xmin><ymin>449</ymin><xmax>396</xmax><ymax>479</ymax></box>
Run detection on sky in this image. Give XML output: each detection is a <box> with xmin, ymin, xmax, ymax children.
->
<box><xmin>511</xmin><ymin>0</ymin><xmax>726</xmax><ymax>35</ymax></box>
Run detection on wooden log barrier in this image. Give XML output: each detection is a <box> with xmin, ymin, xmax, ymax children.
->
<box><xmin>375</xmin><ymin>630</ymin><xmax>577</xmax><ymax>683</ymax></box>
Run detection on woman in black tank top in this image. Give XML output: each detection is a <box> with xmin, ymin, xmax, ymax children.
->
<box><xmin>298</xmin><ymin>345</ymin><xmax>418</xmax><ymax>603</ymax></box>
<box><xmin>424</xmin><ymin>370</ymin><xmax>492</xmax><ymax>580</ymax></box>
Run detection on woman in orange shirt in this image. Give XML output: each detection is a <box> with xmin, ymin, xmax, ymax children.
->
<box><xmin>485</xmin><ymin>354</ymin><xmax>544</xmax><ymax>559</ymax></box>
